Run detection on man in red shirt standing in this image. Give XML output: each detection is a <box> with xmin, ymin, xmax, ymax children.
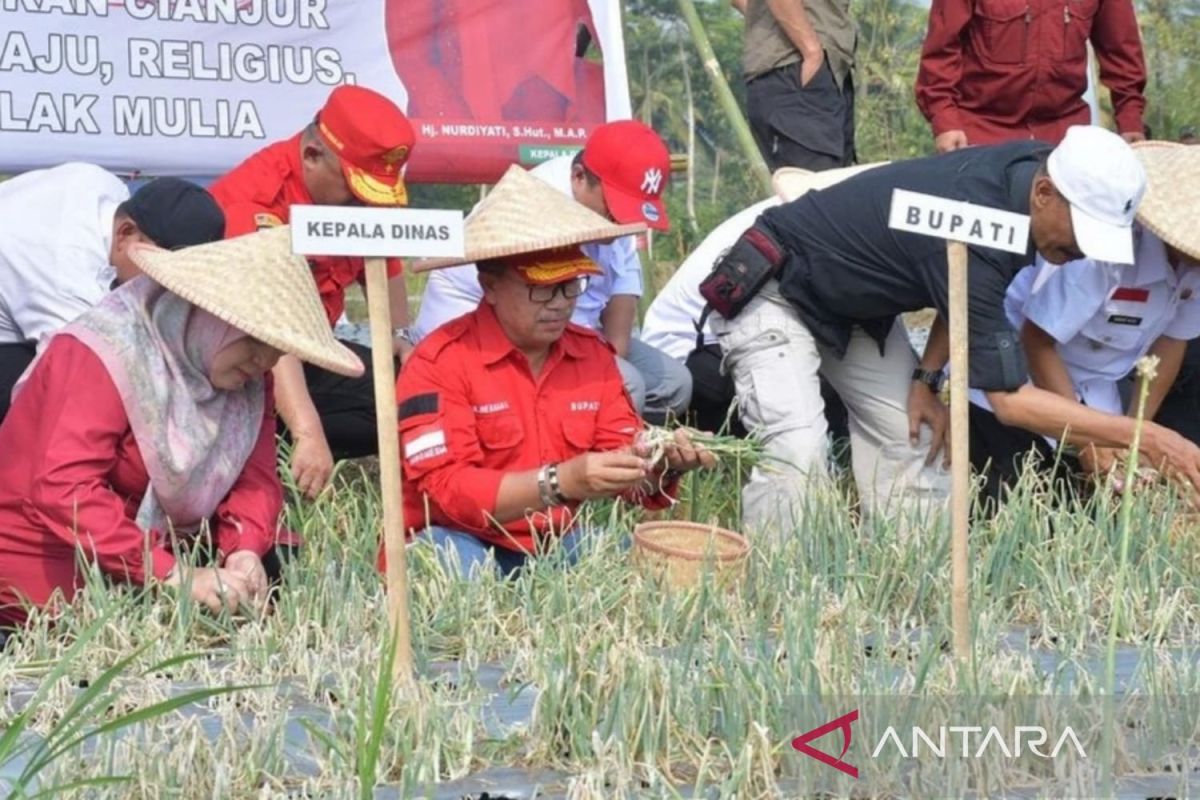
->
<box><xmin>211</xmin><ymin>85</ymin><xmax>415</xmax><ymax>499</ymax></box>
<box><xmin>395</xmin><ymin>167</ymin><xmax>715</xmax><ymax>578</ymax></box>
<box><xmin>915</xmin><ymin>0</ymin><xmax>1147</xmax><ymax>151</ymax></box>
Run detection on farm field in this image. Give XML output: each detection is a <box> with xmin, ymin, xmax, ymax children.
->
<box><xmin>2</xmin><ymin>453</ymin><xmax>1198</xmax><ymax>799</ymax></box>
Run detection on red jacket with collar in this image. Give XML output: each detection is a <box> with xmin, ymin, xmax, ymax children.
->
<box><xmin>392</xmin><ymin>303</ymin><xmax>675</xmax><ymax>556</ymax></box>
<box><xmin>0</xmin><ymin>336</ymin><xmax>282</xmax><ymax>626</ymax></box>
<box><xmin>915</xmin><ymin>0</ymin><xmax>1146</xmax><ymax>145</ymax></box>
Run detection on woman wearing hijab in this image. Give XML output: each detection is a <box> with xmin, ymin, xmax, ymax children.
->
<box><xmin>0</xmin><ymin>227</ymin><xmax>363</xmax><ymax>627</ymax></box>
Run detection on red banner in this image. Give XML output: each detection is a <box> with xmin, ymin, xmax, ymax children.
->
<box><xmin>387</xmin><ymin>0</ymin><xmax>625</xmax><ymax>182</ymax></box>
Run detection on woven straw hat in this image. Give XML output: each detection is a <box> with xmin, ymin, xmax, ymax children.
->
<box><xmin>772</xmin><ymin>161</ymin><xmax>891</xmax><ymax>202</ymax></box>
<box><xmin>412</xmin><ymin>165</ymin><xmax>647</xmax><ymax>272</ymax></box>
<box><xmin>130</xmin><ymin>226</ymin><xmax>364</xmax><ymax>376</ymax></box>
<box><xmin>1132</xmin><ymin>141</ymin><xmax>1200</xmax><ymax>260</ymax></box>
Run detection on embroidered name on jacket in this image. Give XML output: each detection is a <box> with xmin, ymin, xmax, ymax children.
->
<box><xmin>473</xmin><ymin>402</ymin><xmax>510</xmax><ymax>414</ymax></box>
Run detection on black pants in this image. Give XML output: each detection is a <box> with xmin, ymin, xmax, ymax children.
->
<box><xmin>284</xmin><ymin>340</ymin><xmax>390</xmax><ymax>460</ymax></box>
<box><xmin>968</xmin><ymin>403</ymin><xmax>1081</xmax><ymax>513</ymax></box>
<box><xmin>683</xmin><ymin>343</ymin><xmax>849</xmax><ymax>442</ymax></box>
<box><xmin>0</xmin><ymin>341</ymin><xmax>36</xmax><ymax>426</ymax></box>
<box><xmin>746</xmin><ymin>59</ymin><xmax>857</xmax><ymax>172</ymax></box>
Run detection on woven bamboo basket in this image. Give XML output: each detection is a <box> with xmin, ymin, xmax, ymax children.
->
<box><xmin>631</xmin><ymin>521</ymin><xmax>750</xmax><ymax>591</ymax></box>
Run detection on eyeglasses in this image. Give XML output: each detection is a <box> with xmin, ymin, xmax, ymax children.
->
<box><xmin>527</xmin><ymin>277</ymin><xmax>589</xmax><ymax>303</ymax></box>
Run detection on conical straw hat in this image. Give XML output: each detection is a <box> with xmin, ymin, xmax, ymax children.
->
<box><xmin>772</xmin><ymin>161</ymin><xmax>891</xmax><ymax>202</ymax></box>
<box><xmin>1132</xmin><ymin>141</ymin><xmax>1200</xmax><ymax>261</ymax></box>
<box><xmin>130</xmin><ymin>226</ymin><xmax>364</xmax><ymax>376</ymax></box>
<box><xmin>411</xmin><ymin>165</ymin><xmax>647</xmax><ymax>272</ymax></box>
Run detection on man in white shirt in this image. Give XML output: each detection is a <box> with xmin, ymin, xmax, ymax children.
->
<box><xmin>643</xmin><ymin>197</ymin><xmax>777</xmax><ymax>432</ymax></box>
<box><xmin>967</xmin><ymin>142</ymin><xmax>1200</xmax><ymax>505</ymax></box>
<box><xmin>412</xmin><ymin>121</ymin><xmax>692</xmax><ymax>424</ymax></box>
<box><xmin>0</xmin><ymin>163</ymin><xmax>225</xmax><ymax>421</ymax></box>
<box><xmin>642</xmin><ymin>163</ymin><xmax>885</xmax><ymax>434</ymax></box>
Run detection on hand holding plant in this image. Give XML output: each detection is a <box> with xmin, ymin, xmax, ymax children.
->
<box><xmin>163</xmin><ymin>565</ymin><xmax>253</xmax><ymax>615</ymax></box>
<box><xmin>634</xmin><ymin>427</ymin><xmax>718</xmax><ymax>475</ymax></box>
<box><xmin>224</xmin><ymin>549</ymin><xmax>270</xmax><ymax>606</ymax></box>
<box><xmin>557</xmin><ymin>451</ymin><xmax>648</xmax><ymax>500</ymax></box>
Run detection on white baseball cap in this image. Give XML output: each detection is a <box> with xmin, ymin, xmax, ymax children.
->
<box><xmin>1046</xmin><ymin>125</ymin><xmax>1147</xmax><ymax>264</ymax></box>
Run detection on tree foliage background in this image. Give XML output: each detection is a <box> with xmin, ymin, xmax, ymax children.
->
<box><xmin>620</xmin><ymin>0</ymin><xmax>1200</xmax><ymax>269</ymax></box>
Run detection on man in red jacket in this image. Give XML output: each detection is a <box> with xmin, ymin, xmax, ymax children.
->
<box><xmin>394</xmin><ymin>167</ymin><xmax>715</xmax><ymax>579</ymax></box>
<box><xmin>915</xmin><ymin>0</ymin><xmax>1147</xmax><ymax>151</ymax></box>
<box><xmin>211</xmin><ymin>85</ymin><xmax>415</xmax><ymax>500</ymax></box>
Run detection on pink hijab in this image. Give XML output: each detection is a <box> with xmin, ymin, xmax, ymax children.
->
<box><xmin>24</xmin><ymin>278</ymin><xmax>264</xmax><ymax>532</ymax></box>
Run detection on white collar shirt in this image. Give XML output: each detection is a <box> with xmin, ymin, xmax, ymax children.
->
<box><xmin>412</xmin><ymin>155</ymin><xmax>644</xmax><ymax>341</ymax></box>
<box><xmin>971</xmin><ymin>228</ymin><xmax>1200</xmax><ymax>416</ymax></box>
<box><xmin>641</xmin><ymin>197</ymin><xmax>779</xmax><ymax>360</ymax></box>
<box><xmin>0</xmin><ymin>163</ymin><xmax>129</xmax><ymax>347</ymax></box>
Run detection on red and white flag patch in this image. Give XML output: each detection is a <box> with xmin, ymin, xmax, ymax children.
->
<box><xmin>404</xmin><ymin>423</ymin><xmax>447</xmax><ymax>464</ymax></box>
<box><xmin>1112</xmin><ymin>287</ymin><xmax>1149</xmax><ymax>303</ymax></box>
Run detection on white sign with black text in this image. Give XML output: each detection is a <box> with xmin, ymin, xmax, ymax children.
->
<box><xmin>888</xmin><ymin>189</ymin><xmax>1030</xmax><ymax>254</ymax></box>
<box><xmin>290</xmin><ymin>206</ymin><xmax>464</xmax><ymax>259</ymax></box>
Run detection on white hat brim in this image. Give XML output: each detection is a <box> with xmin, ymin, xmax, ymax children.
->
<box><xmin>1069</xmin><ymin>202</ymin><xmax>1135</xmax><ymax>265</ymax></box>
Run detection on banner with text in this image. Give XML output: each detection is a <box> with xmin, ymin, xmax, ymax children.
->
<box><xmin>0</xmin><ymin>0</ymin><xmax>631</xmax><ymax>183</ymax></box>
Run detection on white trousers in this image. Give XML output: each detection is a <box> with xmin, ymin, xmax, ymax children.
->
<box><xmin>713</xmin><ymin>282</ymin><xmax>950</xmax><ymax>537</ymax></box>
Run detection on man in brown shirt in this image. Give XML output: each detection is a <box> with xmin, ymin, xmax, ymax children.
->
<box><xmin>731</xmin><ymin>0</ymin><xmax>857</xmax><ymax>171</ymax></box>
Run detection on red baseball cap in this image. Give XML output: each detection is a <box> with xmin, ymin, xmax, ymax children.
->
<box><xmin>315</xmin><ymin>85</ymin><xmax>416</xmax><ymax>207</ymax></box>
<box><xmin>580</xmin><ymin>120</ymin><xmax>671</xmax><ymax>231</ymax></box>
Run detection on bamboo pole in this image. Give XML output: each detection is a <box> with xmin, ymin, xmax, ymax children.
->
<box><xmin>364</xmin><ymin>257</ymin><xmax>414</xmax><ymax>682</ymax></box>
<box><xmin>947</xmin><ymin>241</ymin><xmax>971</xmax><ymax>660</ymax></box>
<box><xmin>678</xmin><ymin>36</ymin><xmax>699</xmax><ymax>233</ymax></box>
<box><xmin>674</xmin><ymin>0</ymin><xmax>772</xmax><ymax>193</ymax></box>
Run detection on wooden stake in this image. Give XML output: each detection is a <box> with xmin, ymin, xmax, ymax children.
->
<box><xmin>364</xmin><ymin>256</ymin><xmax>413</xmax><ymax>682</ymax></box>
<box><xmin>947</xmin><ymin>240</ymin><xmax>971</xmax><ymax>660</ymax></box>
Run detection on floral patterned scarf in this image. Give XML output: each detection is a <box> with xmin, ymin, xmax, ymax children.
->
<box><xmin>33</xmin><ymin>278</ymin><xmax>264</xmax><ymax>532</ymax></box>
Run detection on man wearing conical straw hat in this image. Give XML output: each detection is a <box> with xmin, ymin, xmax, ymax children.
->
<box><xmin>965</xmin><ymin>141</ymin><xmax>1200</xmax><ymax>504</ymax></box>
<box><xmin>413</xmin><ymin>121</ymin><xmax>693</xmax><ymax>426</ymax></box>
<box><xmin>211</xmin><ymin>85</ymin><xmax>416</xmax><ymax>502</ymax></box>
<box><xmin>394</xmin><ymin>167</ymin><xmax>716</xmax><ymax>578</ymax></box>
<box><xmin>0</xmin><ymin>227</ymin><xmax>362</xmax><ymax>626</ymax></box>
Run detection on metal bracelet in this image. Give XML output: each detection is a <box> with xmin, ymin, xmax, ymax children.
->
<box><xmin>536</xmin><ymin>464</ymin><xmax>553</xmax><ymax>508</ymax></box>
<box><xmin>547</xmin><ymin>463</ymin><xmax>568</xmax><ymax>505</ymax></box>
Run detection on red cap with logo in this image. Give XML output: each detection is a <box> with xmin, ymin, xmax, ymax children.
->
<box><xmin>580</xmin><ymin>120</ymin><xmax>671</xmax><ymax>231</ymax></box>
<box><xmin>315</xmin><ymin>85</ymin><xmax>416</xmax><ymax>207</ymax></box>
